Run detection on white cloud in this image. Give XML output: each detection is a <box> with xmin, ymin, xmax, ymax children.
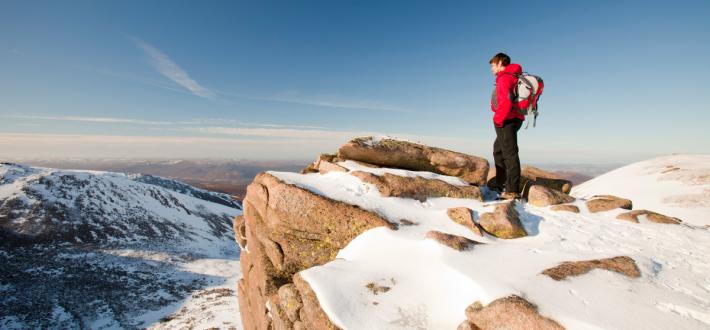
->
<box><xmin>133</xmin><ymin>39</ymin><xmax>215</xmax><ymax>98</ymax></box>
<box><xmin>267</xmin><ymin>91</ymin><xmax>411</xmax><ymax>112</ymax></box>
<box><xmin>215</xmin><ymin>89</ymin><xmax>412</xmax><ymax>113</ymax></box>
<box><xmin>185</xmin><ymin>118</ymin><xmax>327</xmax><ymax>129</ymax></box>
<box><xmin>2</xmin><ymin>115</ymin><xmax>172</xmax><ymax>125</ymax></box>
<box><xmin>2</xmin><ymin>114</ymin><xmax>332</xmax><ymax>130</ymax></box>
<box><xmin>184</xmin><ymin>126</ymin><xmax>379</xmax><ymax>140</ymax></box>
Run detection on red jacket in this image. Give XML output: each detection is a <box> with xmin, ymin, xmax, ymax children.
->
<box><xmin>490</xmin><ymin>63</ymin><xmax>525</xmax><ymax>127</ymax></box>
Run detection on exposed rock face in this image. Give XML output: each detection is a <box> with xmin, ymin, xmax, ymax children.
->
<box><xmin>488</xmin><ymin>166</ymin><xmax>573</xmax><ymax>196</ymax></box>
<box><xmin>447</xmin><ymin>207</ymin><xmax>484</xmax><ymax>236</ymax></box>
<box><xmin>318</xmin><ymin>160</ymin><xmax>349</xmax><ymax>174</ymax></box>
<box><xmin>234</xmin><ymin>215</ymin><xmax>247</xmax><ymax>249</ymax></box>
<box><xmin>550</xmin><ymin>204</ymin><xmax>580</xmax><ymax>213</ymax></box>
<box><xmin>337</xmin><ymin>136</ymin><xmax>489</xmax><ymax>186</ymax></box>
<box><xmin>616</xmin><ymin>209</ymin><xmax>682</xmax><ymax>224</ymax></box>
<box><xmin>293</xmin><ymin>274</ymin><xmax>340</xmax><ymax>330</ymax></box>
<box><xmin>301</xmin><ymin>153</ymin><xmax>337</xmax><ymax>174</ymax></box>
<box><xmin>351</xmin><ymin>171</ymin><xmax>482</xmax><ymax>202</ymax></box>
<box><xmin>522</xmin><ymin>166</ymin><xmax>573</xmax><ymax>194</ymax></box>
<box><xmin>541</xmin><ymin>256</ymin><xmax>641</xmax><ymax>281</ymax></box>
<box><xmin>425</xmin><ymin>230</ymin><xmax>480</xmax><ymax>251</ymax></box>
<box><xmin>585</xmin><ymin>195</ymin><xmax>633</xmax><ymax>213</ymax></box>
<box><xmin>527</xmin><ymin>185</ymin><xmax>575</xmax><ymax>207</ymax></box>
<box><xmin>237</xmin><ymin>172</ymin><xmax>395</xmax><ymax>329</ymax></box>
<box><xmin>458</xmin><ymin>295</ymin><xmax>564</xmax><ymax>330</ymax></box>
<box><xmin>479</xmin><ymin>202</ymin><xmax>527</xmax><ymax>239</ymax></box>
<box><xmin>302</xmin><ymin>153</ymin><xmax>381</xmax><ymax>175</ymax></box>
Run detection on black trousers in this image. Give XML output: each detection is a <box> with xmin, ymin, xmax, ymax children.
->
<box><xmin>493</xmin><ymin>119</ymin><xmax>523</xmax><ymax>193</ymax></box>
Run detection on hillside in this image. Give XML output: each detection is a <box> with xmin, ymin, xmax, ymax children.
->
<box><xmin>235</xmin><ymin>137</ymin><xmax>710</xmax><ymax>330</ymax></box>
<box><xmin>572</xmin><ymin>154</ymin><xmax>710</xmax><ymax>227</ymax></box>
<box><xmin>0</xmin><ymin>163</ymin><xmax>243</xmax><ymax>329</ymax></box>
<box><xmin>10</xmin><ymin>158</ymin><xmax>309</xmax><ymax>198</ymax></box>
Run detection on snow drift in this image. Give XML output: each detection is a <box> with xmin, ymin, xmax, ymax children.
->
<box><xmin>572</xmin><ymin>154</ymin><xmax>710</xmax><ymax>227</ymax></box>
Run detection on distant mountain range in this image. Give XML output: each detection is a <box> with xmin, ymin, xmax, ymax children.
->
<box><xmin>7</xmin><ymin>159</ymin><xmax>309</xmax><ymax>199</ymax></box>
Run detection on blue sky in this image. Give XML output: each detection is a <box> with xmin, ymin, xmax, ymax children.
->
<box><xmin>1</xmin><ymin>0</ymin><xmax>709</xmax><ymax>163</ymax></box>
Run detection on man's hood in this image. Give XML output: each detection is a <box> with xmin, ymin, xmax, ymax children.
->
<box><xmin>498</xmin><ymin>63</ymin><xmax>522</xmax><ymax>76</ymax></box>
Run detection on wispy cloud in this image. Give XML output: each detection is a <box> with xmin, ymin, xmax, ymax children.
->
<box><xmin>217</xmin><ymin>89</ymin><xmax>412</xmax><ymax>113</ymax></box>
<box><xmin>184</xmin><ymin>126</ymin><xmax>379</xmax><ymax>140</ymax></box>
<box><xmin>2</xmin><ymin>114</ymin><xmax>327</xmax><ymax>130</ymax></box>
<box><xmin>187</xmin><ymin>118</ymin><xmax>326</xmax><ymax>130</ymax></box>
<box><xmin>132</xmin><ymin>38</ymin><xmax>215</xmax><ymax>99</ymax></box>
<box><xmin>2</xmin><ymin>115</ymin><xmax>172</xmax><ymax>125</ymax></box>
<box><xmin>267</xmin><ymin>91</ymin><xmax>412</xmax><ymax>113</ymax></box>
<box><xmin>75</xmin><ymin>65</ymin><xmax>196</xmax><ymax>96</ymax></box>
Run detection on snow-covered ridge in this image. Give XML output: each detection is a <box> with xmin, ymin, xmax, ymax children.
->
<box><xmin>128</xmin><ymin>172</ymin><xmax>242</xmax><ymax>209</ymax></box>
<box><xmin>572</xmin><ymin>154</ymin><xmax>710</xmax><ymax>227</ymax></box>
<box><xmin>0</xmin><ymin>162</ymin><xmax>239</xmax><ymax>248</ymax></box>
<box><xmin>0</xmin><ymin>162</ymin><xmax>243</xmax><ymax>329</ymax></box>
<box><xmin>267</xmin><ymin>154</ymin><xmax>710</xmax><ymax>329</ymax></box>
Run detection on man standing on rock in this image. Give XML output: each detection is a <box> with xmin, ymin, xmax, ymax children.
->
<box><xmin>489</xmin><ymin>52</ymin><xmax>525</xmax><ymax>199</ymax></box>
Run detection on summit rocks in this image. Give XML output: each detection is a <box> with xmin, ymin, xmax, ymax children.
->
<box><xmin>237</xmin><ymin>172</ymin><xmax>395</xmax><ymax>329</ymax></box>
<box><xmin>337</xmin><ymin>136</ymin><xmax>490</xmax><ymax>186</ymax></box>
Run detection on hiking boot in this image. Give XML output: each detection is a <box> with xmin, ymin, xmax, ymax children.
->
<box><xmin>499</xmin><ymin>192</ymin><xmax>521</xmax><ymax>200</ymax></box>
<box><xmin>487</xmin><ymin>183</ymin><xmax>504</xmax><ymax>193</ymax></box>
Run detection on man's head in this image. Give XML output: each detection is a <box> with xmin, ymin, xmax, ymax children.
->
<box><xmin>489</xmin><ymin>52</ymin><xmax>511</xmax><ymax>75</ymax></box>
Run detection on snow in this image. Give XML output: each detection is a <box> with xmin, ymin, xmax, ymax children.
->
<box><xmin>572</xmin><ymin>154</ymin><xmax>710</xmax><ymax>227</ymax></box>
<box><xmin>356</xmin><ymin>135</ymin><xmax>423</xmax><ymax>147</ymax></box>
<box><xmin>0</xmin><ymin>162</ymin><xmax>239</xmax><ymax>255</ymax></box>
<box><xmin>270</xmin><ymin>158</ymin><xmax>710</xmax><ymax>330</ymax></box>
<box><xmin>337</xmin><ymin>160</ymin><xmax>470</xmax><ymax>186</ymax></box>
<box><xmin>0</xmin><ymin>163</ymin><xmax>244</xmax><ymax>329</ymax></box>
<box><xmin>139</xmin><ymin>258</ymin><xmax>242</xmax><ymax>330</ymax></box>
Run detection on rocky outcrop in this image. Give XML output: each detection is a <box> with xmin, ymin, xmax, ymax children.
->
<box><xmin>522</xmin><ymin>166</ymin><xmax>573</xmax><ymax>194</ymax></box>
<box><xmin>237</xmin><ymin>172</ymin><xmax>395</xmax><ymax>329</ymax></box>
<box><xmin>550</xmin><ymin>204</ymin><xmax>580</xmax><ymax>213</ymax></box>
<box><xmin>527</xmin><ymin>185</ymin><xmax>575</xmax><ymax>207</ymax></box>
<box><xmin>616</xmin><ymin>209</ymin><xmax>682</xmax><ymax>224</ymax></box>
<box><xmin>301</xmin><ymin>154</ymin><xmax>349</xmax><ymax>174</ymax></box>
<box><xmin>541</xmin><ymin>256</ymin><xmax>641</xmax><ymax>281</ymax></box>
<box><xmin>479</xmin><ymin>201</ymin><xmax>527</xmax><ymax>239</ymax></box>
<box><xmin>337</xmin><ymin>137</ymin><xmax>489</xmax><ymax>186</ymax></box>
<box><xmin>292</xmin><ymin>274</ymin><xmax>339</xmax><ymax>330</ymax></box>
<box><xmin>585</xmin><ymin>195</ymin><xmax>633</xmax><ymax>213</ymax></box>
<box><xmin>301</xmin><ymin>153</ymin><xmax>337</xmax><ymax>174</ymax></box>
<box><xmin>426</xmin><ymin>230</ymin><xmax>480</xmax><ymax>251</ymax></box>
<box><xmin>233</xmin><ymin>215</ymin><xmax>247</xmax><ymax>249</ymax></box>
<box><xmin>447</xmin><ymin>207</ymin><xmax>484</xmax><ymax>236</ymax></box>
<box><xmin>317</xmin><ymin>160</ymin><xmax>349</xmax><ymax>174</ymax></box>
<box><xmin>351</xmin><ymin>171</ymin><xmax>482</xmax><ymax>202</ymax></box>
<box><xmin>458</xmin><ymin>295</ymin><xmax>564</xmax><ymax>330</ymax></box>
<box><xmin>235</xmin><ymin>139</ymin><xmax>656</xmax><ymax>329</ymax></box>
<box><xmin>487</xmin><ymin>166</ymin><xmax>573</xmax><ymax>196</ymax></box>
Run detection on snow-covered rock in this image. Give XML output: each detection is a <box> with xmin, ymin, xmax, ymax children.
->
<box><xmin>572</xmin><ymin>154</ymin><xmax>710</xmax><ymax>226</ymax></box>
<box><xmin>236</xmin><ymin>151</ymin><xmax>710</xmax><ymax>329</ymax></box>
<box><xmin>337</xmin><ymin>136</ymin><xmax>490</xmax><ymax>186</ymax></box>
<box><xmin>0</xmin><ymin>163</ymin><xmax>243</xmax><ymax>329</ymax></box>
